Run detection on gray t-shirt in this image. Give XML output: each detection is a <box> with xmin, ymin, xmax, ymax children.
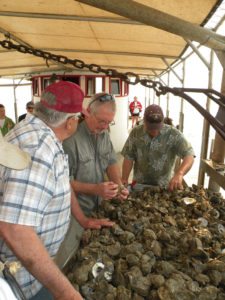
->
<box><xmin>63</xmin><ymin>121</ymin><xmax>117</xmax><ymax>215</ymax></box>
<box><xmin>121</xmin><ymin>124</ymin><xmax>195</xmax><ymax>187</ymax></box>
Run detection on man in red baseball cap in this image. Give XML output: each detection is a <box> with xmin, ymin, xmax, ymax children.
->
<box><xmin>0</xmin><ymin>81</ymin><xmax>113</xmax><ymax>300</ymax></box>
<box><xmin>40</xmin><ymin>80</ymin><xmax>84</xmax><ymax>113</ymax></box>
<box><xmin>122</xmin><ymin>104</ymin><xmax>195</xmax><ymax>191</ymax></box>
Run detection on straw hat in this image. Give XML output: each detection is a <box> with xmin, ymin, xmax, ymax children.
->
<box><xmin>0</xmin><ymin>132</ymin><xmax>31</xmax><ymax>170</ymax></box>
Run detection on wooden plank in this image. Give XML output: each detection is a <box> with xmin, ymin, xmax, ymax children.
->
<box><xmin>200</xmin><ymin>159</ymin><xmax>225</xmax><ymax>190</ymax></box>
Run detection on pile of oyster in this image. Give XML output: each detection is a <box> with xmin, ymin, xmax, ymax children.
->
<box><xmin>65</xmin><ymin>186</ymin><xmax>225</xmax><ymax>300</ymax></box>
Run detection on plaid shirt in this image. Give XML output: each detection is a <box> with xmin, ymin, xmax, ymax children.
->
<box><xmin>0</xmin><ymin>115</ymin><xmax>71</xmax><ymax>298</ymax></box>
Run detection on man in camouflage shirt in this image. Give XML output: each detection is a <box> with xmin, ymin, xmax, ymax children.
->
<box><xmin>121</xmin><ymin>104</ymin><xmax>195</xmax><ymax>190</ymax></box>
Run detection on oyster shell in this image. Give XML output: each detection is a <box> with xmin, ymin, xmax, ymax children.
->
<box><xmin>65</xmin><ymin>185</ymin><xmax>225</xmax><ymax>299</ymax></box>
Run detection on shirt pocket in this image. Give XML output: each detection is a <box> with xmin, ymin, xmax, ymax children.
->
<box><xmin>99</xmin><ymin>151</ymin><xmax>110</xmax><ymax>171</ymax></box>
<box><xmin>79</xmin><ymin>152</ymin><xmax>94</xmax><ymax>166</ymax></box>
<box><xmin>79</xmin><ymin>153</ymin><xmax>94</xmax><ymax>165</ymax></box>
<box><xmin>77</xmin><ymin>153</ymin><xmax>95</xmax><ymax>181</ymax></box>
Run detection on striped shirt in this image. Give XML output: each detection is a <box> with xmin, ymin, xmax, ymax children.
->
<box><xmin>0</xmin><ymin>115</ymin><xmax>71</xmax><ymax>298</ymax></box>
<box><xmin>63</xmin><ymin>121</ymin><xmax>117</xmax><ymax>215</ymax></box>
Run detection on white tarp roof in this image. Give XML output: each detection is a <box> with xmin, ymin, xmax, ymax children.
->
<box><xmin>0</xmin><ymin>0</ymin><xmax>221</xmax><ymax>78</ymax></box>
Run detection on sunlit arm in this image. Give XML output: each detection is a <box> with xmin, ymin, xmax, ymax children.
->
<box><xmin>70</xmin><ymin>179</ymin><xmax>118</xmax><ymax>200</ymax></box>
<box><xmin>106</xmin><ymin>163</ymin><xmax>129</xmax><ymax>199</ymax></box>
<box><xmin>169</xmin><ymin>155</ymin><xmax>194</xmax><ymax>191</ymax></box>
<box><xmin>71</xmin><ymin>180</ymin><xmax>97</xmax><ymax>195</ymax></box>
<box><xmin>70</xmin><ymin>186</ymin><xmax>114</xmax><ymax>229</ymax></box>
<box><xmin>176</xmin><ymin>155</ymin><xmax>194</xmax><ymax>176</ymax></box>
<box><xmin>106</xmin><ymin>163</ymin><xmax>122</xmax><ymax>184</ymax></box>
<box><xmin>0</xmin><ymin>222</ymin><xmax>82</xmax><ymax>300</ymax></box>
<box><xmin>122</xmin><ymin>158</ymin><xmax>134</xmax><ymax>185</ymax></box>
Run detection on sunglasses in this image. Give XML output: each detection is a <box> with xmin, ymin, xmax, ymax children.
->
<box><xmin>89</xmin><ymin>94</ymin><xmax>115</xmax><ymax>107</ymax></box>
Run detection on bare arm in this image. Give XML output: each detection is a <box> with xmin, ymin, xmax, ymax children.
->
<box><xmin>71</xmin><ymin>179</ymin><xmax>118</xmax><ymax>200</ymax></box>
<box><xmin>106</xmin><ymin>163</ymin><xmax>122</xmax><ymax>184</ymax></box>
<box><xmin>107</xmin><ymin>163</ymin><xmax>129</xmax><ymax>200</ymax></box>
<box><xmin>70</xmin><ymin>164</ymin><xmax>128</xmax><ymax>201</ymax></box>
<box><xmin>176</xmin><ymin>155</ymin><xmax>194</xmax><ymax>175</ymax></box>
<box><xmin>70</xmin><ymin>185</ymin><xmax>88</xmax><ymax>226</ymax></box>
<box><xmin>169</xmin><ymin>155</ymin><xmax>194</xmax><ymax>191</ymax></box>
<box><xmin>71</xmin><ymin>180</ymin><xmax>98</xmax><ymax>195</ymax></box>
<box><xmin>0</xmin><ymin>222</ymin><xmax>82</xmax><ymax>300</ymax></box>
<box><xmin>70</xmin><ymin>187</ymin><xmax>114</xmax><ymax>229</ymax></box>
<box><xmin>122</xmin><ymin>158</ymin><xmax>134</xmax><ymax>185</ymax></box>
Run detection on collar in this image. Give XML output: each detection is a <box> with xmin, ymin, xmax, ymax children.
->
<box><xmin>28</xmin><ymin>114</ymin><xmax>62</xmax><ymax>146</ymax></box>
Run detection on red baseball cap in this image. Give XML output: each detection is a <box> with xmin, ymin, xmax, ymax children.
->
<box><xmin>40</xmin><ymin>81</ymin><xmax>84</xmax><ymax>113</ymax></box>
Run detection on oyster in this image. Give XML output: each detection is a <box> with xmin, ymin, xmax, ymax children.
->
<box><xmin>64</xmin><ymin>185</ymin><xmax>225</xmax><ymax>299</ymax></box>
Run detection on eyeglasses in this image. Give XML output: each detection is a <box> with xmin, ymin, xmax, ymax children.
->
<box><xmin>89</xmin><ymin>94</ymin><xmax>115</xmax><ymax>107</ymax></box>
<box><xmin>94</xmin><ymin>115</ymin><xmax>115</xmax><ymax>126</ymax></box>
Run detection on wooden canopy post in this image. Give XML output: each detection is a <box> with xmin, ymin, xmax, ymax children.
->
<box><xmin>208</xmin><ymin>70</ymin><xmax>225</xmax><ymax>191</ymax></box>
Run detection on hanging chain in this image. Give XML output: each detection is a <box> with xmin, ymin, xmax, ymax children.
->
<box><xmin>2</xmin><ymin>39</ymin><xmax>224</xmax><ymax>102</ymax></box>
<box><xmin>1</xmin><ymin>39</ymin><xmax>225</xmax><ymax>105</ymax></box>
<box><xmin>0</xmin><ymin>39</ymin><xmax>224</xmax><ymax>138</ymax></box>
<box><xmin>1</xmin><ymin>39</ymin><xmax>225</xmax><ymax>102</ymax></box>
<box><xmin>0</xmin><ymin>39</ymin><xmax>166</xmax><ymax>93</ymax></box>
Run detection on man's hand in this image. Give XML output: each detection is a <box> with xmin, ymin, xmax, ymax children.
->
<box><xmin>81</xmin><ymin>217</ymin><xmax>115</xmax><ymax>229</ymax></box>
<box><xmin>96</xmin><ymin>181</ymin><xmax>118</xmax><ymax>200</ymax></box>
<box><xmin>117</xmin><ymin>185</ymin><xmax>129</xmax><ymax>200</ymax></box>
<box><xmin>169</xmin><ymin>172</ymin><xmax>183</xmax><ymax>191</ymax></box>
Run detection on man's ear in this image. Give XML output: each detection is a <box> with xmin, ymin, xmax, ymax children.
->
<box><xmin>65</xmin><ymin>118</ymin><xmax>74</xmax><ymax>130</ymax></box>
<box><xmin>83</xmin><ymin>107</ymin><xmax>90</xmax><ymax>116</ymax></box>
<box><xmin>65</xmin><ymin>118</ymin><xmax>70</xmax><ymax>130</ymax></box>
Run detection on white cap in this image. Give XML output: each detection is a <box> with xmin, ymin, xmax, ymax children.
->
<box><xmin>0</xmin><ymin>132</ymin><xmax>31</xmax><ymax>170</ymax></box>
<box><xmin>0</xmin><ymin>277</ymin><xmax>18</xmax><ymax>300</ymax></box>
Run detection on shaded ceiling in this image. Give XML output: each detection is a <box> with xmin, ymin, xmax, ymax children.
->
<box><xmin>0</xmin><ymin>0</ymin><xmax>221</xmax><ymax>78</ymax></box>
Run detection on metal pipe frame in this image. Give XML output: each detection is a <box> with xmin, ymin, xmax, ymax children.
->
<box><xmin>166</xmin><ymin>72</ymin><xmax>170</xmax><ymax>118</ymax></box>
<box><xmin>184</xmin><ymin>39</ymin><xmax>210</xmax><ymax>70</ymax></box>
<box><xmin>76</xmin><ymin>0</ymin><xmax>225</xmax><ymax>51</ymax></box>
<box><xmin>0</xmin><ymin>11</ymin><xmax>141</xmax><ymax>25</ymax></box>
<box><xmin>162</xmin><ymin>57</ymin><xmax>183</xmax><ymax>83</ymax></box>
<box><xmin>43</xmin><ymin>48</ymin><xmax>177</xmax><ymax>60</ymax></box>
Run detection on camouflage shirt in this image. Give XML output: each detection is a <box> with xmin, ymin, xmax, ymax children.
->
<box><xmin>121</xmin><ymin>124</ymin><xmax>195</xmax><ymax>187</ymax></box>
